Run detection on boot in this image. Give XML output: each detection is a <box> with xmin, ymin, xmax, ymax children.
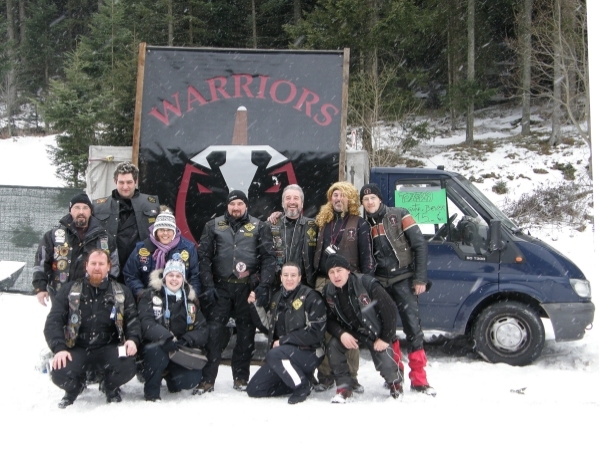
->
<box><xmin>288</xmin><ymin>379</ymin><xmax>311</xmax><ymax>405</ymax></box>
<box><xmin>408</xmin><ymin>349</ymin><xmax>435</xmax><ymax>396</ymax></box>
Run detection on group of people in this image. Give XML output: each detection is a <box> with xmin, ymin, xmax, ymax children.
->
<box><xmin>36</xmin><ymin>161</ymin><xmax>435</xmax><ymax>407</ymax></box>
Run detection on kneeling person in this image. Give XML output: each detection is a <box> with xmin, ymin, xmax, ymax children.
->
<box><xmin>247</xmin><ymin>262</ymin><xmax>326</xmax><ymax>404</ymax></box>
<box><xmin>44</xmin><ymin>249</ymin><xmax>140</xmax><ymax>408</ymax></box>
<box><xmin>324</xmin><ymin>255</ymin><xmax>403</xmax><ymax>403</ymax></box>
<box><xmin>138</xmin><ymin>257</ymin><xmax>208</xmax><ymax>402</ymax></box>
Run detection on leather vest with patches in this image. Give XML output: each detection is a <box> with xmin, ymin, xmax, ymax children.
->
<box><xmin>65</xmin><ymin>280</ymin><xmax>126</xmax><ymax>348</ymax></box>
<box><xmin>323</xmin><ymin>273</ymin><xmax>381</xmax><ymax>341</ymax></box>
<box><xmin>315</xmin><ymin>215</ymin><xmax>360</xmax><ymax>273</ymax></box>
<box><xmin>381</xmin><ymin>206</ymin><xmax>413</xmax><ymax>269</ymax></box>
<box><xmin>213</xmin><ymin>215</ymin><xmax>260</xmax><ymax>279</ymax></box>
<box><xmin>268</xmin><ymin>284</ymin><xmax>315</xmax><ymax>347</ymax></box>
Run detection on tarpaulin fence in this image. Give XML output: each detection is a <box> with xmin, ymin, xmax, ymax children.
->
<box><xmin>0</xmin><ymin>186</ymin><xmax>84</xmax><ymax>293</ymax></box>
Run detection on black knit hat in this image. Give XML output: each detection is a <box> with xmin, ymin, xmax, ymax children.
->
<box><xmin>325</xmin><ymin>254</ymin><xmax>351</xmax><ymax>273</ymax></box>
<box><xmin>69</xmin><ymin>193</ymin><xmax>93</xmax><ymax>211</ymax></box>
<box><xmin>227</xmin><ymin>190</ymin><xmax>248</xmax><ymax>207</ymax></box>
<box><xmin>360</xmin><ymin>183</ymin><xmax>383</xmax><ymax>203</ymax></box>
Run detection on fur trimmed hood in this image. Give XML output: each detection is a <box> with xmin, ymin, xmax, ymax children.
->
<box><xmin>315</xmin><ymin>181</ymin><xmax>361</xmax><ymax>228</ymax></box>
<box><xmin>148</xmin><ymin>268</ymin><xmax>197</xmax><ymax>301</ymax></box>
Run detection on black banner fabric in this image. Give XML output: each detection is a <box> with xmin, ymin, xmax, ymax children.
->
<box><xmin>139</xmin><ymin>47</ymin><xmax>344</xmax><ymax>243</ymax></box>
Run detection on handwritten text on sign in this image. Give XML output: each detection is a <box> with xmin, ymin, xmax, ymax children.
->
<box><xmin>395</xmin><ymin>188</ymin><xmax>447</xmax><ymax>224</ymax></box>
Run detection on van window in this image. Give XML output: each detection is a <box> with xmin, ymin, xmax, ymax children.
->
<box><xmin>394</xmin><ymin>180</ymin><xmax>443</xmax><ymax>236</ymax></box>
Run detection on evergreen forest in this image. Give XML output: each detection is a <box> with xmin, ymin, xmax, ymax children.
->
<box><xmin>1</xmin><ymin>0</ymin><xmax>589</xmax><ymax>187</ymax></box>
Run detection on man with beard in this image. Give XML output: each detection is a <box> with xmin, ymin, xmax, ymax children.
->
<box><xmin>194</xmin><ymin>190</ymin><xmax>277</xmax><ymax>394</ymax></box>
<box><xmin>92</xmin><ymin>162</ymin><xmax>159</xmax><ymax>283</ymax></box>
<box><xmin>361</xmin><ymin>183</ymin><xmax>436</xmax><ymax>396</ymax></box>
<box><xmin>268</xmin><ymin>184</ymin><xmax>318</xmax><ymax>288</ymax></box>
<box><xmin>44</xmin><ymin>249</ymin><xmax>141</xmax><ymax>408</ymax></box>
<box><xmin>312</xmin><ymin>181</ymin><xmax>375</xmax><ymax>392</ymax></box>
<box><xmin>33</xmin><ymin>193</ymin><xmax>119</xmax><ymax>306</ymax></box>
<box><xmin>246</xmin><ymin>262</ymin><xmax>326</xmax><ymax>404</ymax></box>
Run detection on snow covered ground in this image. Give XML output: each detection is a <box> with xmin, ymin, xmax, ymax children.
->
<box><xmin>0</xmin><ymin>110</ymin><xmax>598</xmax><ymax>447</ymax></box>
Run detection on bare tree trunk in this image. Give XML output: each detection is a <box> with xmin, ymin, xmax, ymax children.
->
<box><xmin>521</xmin><ymin>0</ymin><xmax>532</xmax><ymax>135</ymax></box>
<box><xmin>361</xmin><ymin>0</ymin><xmax>379</xmax><ymax>156</ymax></box>
<box><xmin>447</xmin><ymin>0</ymin><xmax>460</xmax><ymax>131</ymax></box>
<box><xmin>466</xmin><ymin>0</ymin><xmax>475</xmax><ymax>145</ymax></box>
<box><xmin>550</xmin><ymin>0</ymin><xmax>563</xmax><ymax>146</ymax></box>
<box><xmin>18</xmin><ymin>0</ymin><xmax>25</xmax><ymax>45</ymax></box>
<box><xmin>293</xmin><ymin>0</ymin><xmax>301</xmax><ymax>24</ymax></box>
<box><xmin>251</xmin><ymin>0</ymin><xmax>257</xmax><ymax>48</ymax></box>
<box><xmin>168</xmin><ymin>0</ymin><xmax>174</xmax><ymax>46</ymax></box>
<box><xmin>5</xmin><ymin>0</ymin><xmax>17</xmax><ymax>136</ymax></box>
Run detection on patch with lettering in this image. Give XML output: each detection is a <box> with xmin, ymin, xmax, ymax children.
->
<box><xmin>57</xmin><ymin>260</ymin><xmax>67</xmax><ymax>271</ymax></box>
<box><xmin>100</xmin><ymin>238</ymin><xmax>108</xmax><ymax>250</ymax></box>
<box><xmin>244</xmin><ymin>223</ymin><xmax>256</xmax><ymax>232</ymax></box>
<box><xmin>148</xmin><ymin>196</ymin><xmax>157</xmax><ymax>203</ymax></box>
<box><xmin>139</xmin><ymin>248</ymin><xmax>151</xmax><ymax>257</ymax></box>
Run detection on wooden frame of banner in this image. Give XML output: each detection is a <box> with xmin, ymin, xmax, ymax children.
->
<box><xmin>132</xmin><ymin>42</ymin><xmax>147</xmax><ymax>167</ymax></box>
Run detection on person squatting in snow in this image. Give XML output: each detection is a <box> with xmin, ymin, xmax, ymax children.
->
<box><xmin>44</xmin><ymin>249</ymin><xmax>141</xmax><ymax>408</ymax></box>
<box><xmin>246</xmin><ymin>262</ymin><xmax>326</xmax><ymax>404</ymax></box>
<box><xmin>137</xmin><ymin>256</ymin><xmax>208</xmax><ymax>402</ymax></box>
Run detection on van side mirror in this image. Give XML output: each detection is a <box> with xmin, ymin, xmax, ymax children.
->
<box><xmin>488</xmin><ymin>219</ymin><xmax>504</xmax><ymax>252</ymax></box>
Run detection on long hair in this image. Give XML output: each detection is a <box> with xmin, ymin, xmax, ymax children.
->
<box><xmin>315</xmin><ymin>181</ymin><xmax>361</xmax><ymax>228</ymax></box>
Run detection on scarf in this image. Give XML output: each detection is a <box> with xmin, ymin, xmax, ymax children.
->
<box><xmin>149</xmin><ymin>226</ymin><xmax>182</xmax><ymax>269</ymax></box>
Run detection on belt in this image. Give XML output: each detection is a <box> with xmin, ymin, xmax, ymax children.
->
<box><xmin>376</xmin><ymin>271</ymin><xmax>413</xmax><ymax>287</ymax></box>
<box><xmin>217</xmin><ymin>277</ymin><xmax>250</xmax><ymax>284</ymax></box>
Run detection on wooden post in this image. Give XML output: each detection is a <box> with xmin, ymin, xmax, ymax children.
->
<box><xmin>132</xmin><ymin>42</ymin><xmax>147</xmax><ymax>167</ymax></box>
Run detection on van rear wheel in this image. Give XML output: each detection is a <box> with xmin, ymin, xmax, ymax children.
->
<box><xmin>473</xmin><ymin>301</ymin><xmax>544</xmax><ymax>366</ymax></box>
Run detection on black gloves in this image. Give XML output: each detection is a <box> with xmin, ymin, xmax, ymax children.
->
<box><xmin>162</xmin><ymin>337</ymin><xmax>179</xmax><ymax>354</ymax></box>
<box><xmin>202</xmin><ymin>287</ymin><xmax>219</xmax><ymax>307</ymax></box>
<box><xmin>253</xmin><ymin>284</ymin><xmax>270</xmax><ymax>308</ymax></box>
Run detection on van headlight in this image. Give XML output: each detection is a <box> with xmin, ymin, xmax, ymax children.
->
<box><xmin>570</xmin><ymin>279</ymin><xmax>591</xmax><ymax>298</ymax></box>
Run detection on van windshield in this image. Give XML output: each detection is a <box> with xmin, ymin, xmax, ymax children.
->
<box><xmin>455</xmin><ymin>174</ymin><xmax>520</xmax><ymax>231</ymax></box>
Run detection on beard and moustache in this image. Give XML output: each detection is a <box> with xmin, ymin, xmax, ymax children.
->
<box><xmin>74</xmin><ymin>214</ymin><xmax>89</xmax><ymax>228</ymax></box>
<box><xmin>88</xmin><ymin>272</ymin><xmax>106</xmax><ymax>287</ymax></box>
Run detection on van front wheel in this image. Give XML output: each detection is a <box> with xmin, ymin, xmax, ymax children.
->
<box><xmin>473</xmin><ymin>301</ymin><xmax>545</xmax><ymax>366</ymax></box>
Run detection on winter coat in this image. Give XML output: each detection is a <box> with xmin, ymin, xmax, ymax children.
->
<box><xmin>250</xmin><ymin>283</ymin><xmax>326</xmax><ymax>349</ymax></box>
<box><xmin>92</xmin><ymin>189</ymin><xmax>159</xmax><ymax>270</ymax></box>
<box><xmin>32</xmin><ymin>214</ymin><xmax>119</xmax><ymax>297</ymax></box>
<box><xmin>138</xmin><ymin>269</ymin><xmax>208</xmax><ymax>349</ymax></box>
<box><xmin>44</xmin><ymin>277</ymin><xmax>141</xmax><ymax>353</ymax></box>
<box><xmin>123</xmin><ymin>236</ymin><xmax>201</xmax><ymax>299</ymax></box>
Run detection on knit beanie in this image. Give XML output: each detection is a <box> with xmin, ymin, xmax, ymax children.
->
<box><xmin>154</xmin><ymin>210</ymin><xmax>177</xmax><ymax>235</ymax></box>
<box><xmin>360</xmin><ymin>183</ymin><xmax>383</xmax><ymax>203</ymax></box>
<box><xmin>325</xmin><ymin>254</ymin><xmax>352</xmax><ymax>273</ymax></box>
<box><xmin>227</xmin><ymin>190</ymin><xmax>249</xmax><ymax>207</ymax></box>
<box><xmin>163</xmin><ymin>256</ymin><xmax>186</xmax><ymax>278</ymax></box>
<box><xmin>69</xmin><ymin>193</ymin><xmax>93</xmax><ymax>211</ymax></box>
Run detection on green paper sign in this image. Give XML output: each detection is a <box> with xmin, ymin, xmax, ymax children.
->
<box><xmin>395</xmin><ymin>188</ymin><xmax>447</xmax><ymax>224</ymax></box>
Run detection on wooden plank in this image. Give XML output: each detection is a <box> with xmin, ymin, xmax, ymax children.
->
<box><xmin>338</xmin><ymin>48</ymin><xmax>350</xmax><ymax>181</ymax></box>
<box><xmin>132</xmin><ymin>42</ymin><xmax>147</xmax><ymax>167</ymax></box>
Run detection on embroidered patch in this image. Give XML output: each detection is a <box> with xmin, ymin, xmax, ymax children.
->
<box><xmin>244</xmin><ymin>223</ymin><xmax>256</xmax><ymax>232</ymax></box>
<box><xmin>359</xmin><ymin>293</ymin><xmax>371</xmax><ymax>306</ymax></box>
<box><xmin>100</xmin><ymin>238</ymin><xmax>108</xmax><ymax>250</ymax></box>
<box><xmin>152</xmin><ymin>296</ymin><xmax>162</xmax><ymax>306</ymax></box>
<box><xmin>57</xmin><ymin>260</ymin><xmax>67</xmax><ymax>271</ymax></box>
<box><xmin>149</xmin><ymin>218</ymin><xmax>156</xmax><ymax>223</ymax></box>
<box><xmin>148</xmin><ymin>196</ymin><xmax>157</xmax><ymax>203</ymax></box>
<box><xmin>59</xmin><ymin>245</ymin><xmax>69</xmax><ymax>256</ymax></box>
<box><xmin>292</xmin><ymin>298</ymin><xmax>303</xmax><ymax>310</ymax></box>
<box><xmin>180</xmin><ymin>250</ymin><xmax>189</xmax><ymax>262</ymax></box>
<box><xmin>389</xmin><ymin>215</ymin><xmax>398</xmax><ymax>227</ymax></box>
<box><xmin>52</xmin><ymin>262</ymin><xmax>58</xmax><ymax>271</ymax></box>
<box><xmin>326</xmin><ymin>297</ymin><xmax>335</xmax><ymax>308</ymax></box>
<box><xmin>95</xmin><ymin>197</ymin><xmax>108</xmax><ymax>204</ymax></box>
<box><xmin>347</xmin><ymin>228</ymin><xmax>356</xmax><ymax>241</ymax></box>
<box><xmin>236</xmin><ymin>262</ymin><xmax>247</xmax><ymax>273</ymax></box>
<box><xmin>59</xmin><ymin>273</ymin><xmax>67</xmax><ymax>283</ymax></box>
<box><xmin>139</xmin><ymin>256</ymin><xmax>148</xmax><ymax>264</ymax></box>
<box><xmin>307</xmin><ymin>228</ymin><xmax>316</xmax><ymax>238</ymax></box>
<box><xmin>139</xmin><ymin>248</ymin><xmax>151</xmax><ymax>257</ymax></box>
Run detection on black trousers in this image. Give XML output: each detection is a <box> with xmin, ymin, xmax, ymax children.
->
<box><xmin>247</xmin><ymin>345</ymin><xmax>323</xmax><ymax>398</ymax></box>
<box><xmin>51</xmin><ymin>345</ymin><xmax>136</xmax><ymax>397</ymax></box>
<box><xmin>386</xmin><ymin>278</ymin><xmax>425</xmax><ymax>352</ymax></box>
<box><xmin>328</xmin><ymin>336</ymin><xmax>403</xmax><ymax>388</ymax></box>
<box><xmin>142</xmin><ymin>344</ymin><xmax>203</xmax><ymax>398</ymax></box>
<box><xmin>202</xmin><ymin>282</ymin><xmax>255</xmax><ymax>383</ymax></box>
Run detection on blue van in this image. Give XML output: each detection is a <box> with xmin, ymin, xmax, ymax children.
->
<box><xmin>369</xmin><ymin>166</ymin><xmax>594</xmax><ymax>365</ymax></box>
